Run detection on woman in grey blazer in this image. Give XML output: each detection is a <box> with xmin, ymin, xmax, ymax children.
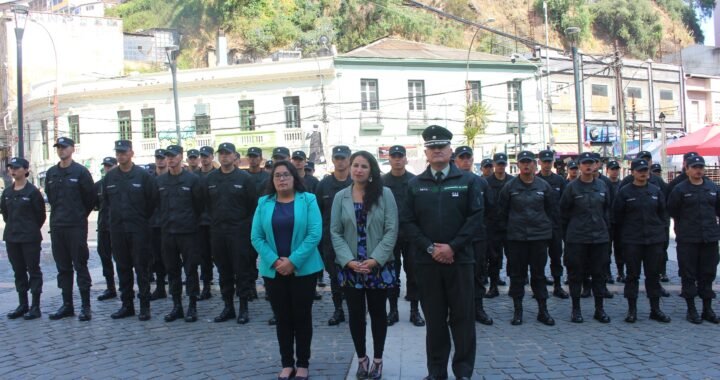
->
<box><xmin>331</xmin><ymin>151</ymin><xmax>398</xmax><ymax>380</ymax></box>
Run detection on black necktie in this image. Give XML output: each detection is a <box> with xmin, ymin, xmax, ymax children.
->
<box><xmin>435</xmin><ymin>171</ymin><xmax>444</xmax><ymax>183</ymax></box>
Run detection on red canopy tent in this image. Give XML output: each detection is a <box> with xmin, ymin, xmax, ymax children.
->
<box><xmin>695</xmin><ymin>133</ymin><xmax>720</xmax><ymax>156</ymax></box>
<box><xmin>666</xmin><ymin>124</ymin><xmax>720</xmax><ymax>155</ymax></box>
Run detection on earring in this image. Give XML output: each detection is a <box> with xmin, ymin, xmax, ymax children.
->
<box><xmin>369</xmin><ymin>177</ymin><xmax>373</xmax><ymax>182</ymax></box>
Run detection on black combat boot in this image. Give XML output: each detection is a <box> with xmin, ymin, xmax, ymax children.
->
<box><xmin>150</xmin><ymin>279</ymin><xmax>167</xmax><ymax>301</ymax></box>
<box><xmin>593</xmin><ymin>296</ymin><xmax>610</xmax><ymax>323</ymax></box>
<box><xmin>475</xmin><ymin>298</ymin><xmax>493</xmax><ymax>325</ymax></box>
<box><xmin>536</xmin><ymin>298</ymin><xmax>555</xmax><ymax>326</ymax></box>
<box><xmin>409</xmin><ymin>300</ymin><xmax>425</xmax><ymax>326</ymax></box>
<box><xmin>571</xmin><ymin>297</ymin><xmax>583</xmax><ymax>323</ymax></box>
<box><xmin>138</xmin><ymin>299</ymin><xmax>151</xmax><ymax>321</ymax></box>
<box><xmin>184</xmin><ymin>296</ymin><xmax>198</xmax><ymax>322</ymax></box>
<box><xmin>7</xmin><ymin>292</ymin><xmax>28</xmax><ymax>319</ymax></box>
<box><xmin>702</xmin><ymin>299</ymin><xmax>720</xmax><ymax>324</ymax></box>
<box><xmin>485</xmin><ymin>277</ymin><xmax>500</xmax><ymax>298</ymax></box>
<box><xmin>328</xmin><ymin>294</ymin><xmax>345</xmax><ymax>326</ymax></box>
<box><xmin>111</xmin><ymin>302</ymin><xmax>135</xmax><ymax>319</ymax></box>
<box><xmin>237</xmin><ymin>297</ymin><xmax>250</xmax><ymax>324</ymax></box>
<box><xmin>78</xmin><ymin>290</ymin><xmax>92</xmax><ymax>321</ymax></box>
<box><xmin>624</xmin><ymin>298</ymin><xmax>637</xmax><ymax>323</ymax></box>
<box><xmin>552</xmin><ymin>276</ymin><xmax>569</xmax><ymax>299</ymax></box>
<box><xmin>49</xmin><ymin>292</ymin><xmax>75</xmax><ymax>320</ymax></box>
<box><xmin>686</xmin><ymin>297</ymin><xmax>702</xmax><ymax>324</ymax></box>
<box><xmin>198</xmin><ymin>281</ymin><xmax>212</xmax><ymax>301</ymax></box>
<box><xmin>649</xmin><ymin>297</ymin><xmax>670</xmax><ymax>323</ymax></box>
<box><xmin>387</xmin><ymin>293</ymin><xmax>399</xmax><ymax>326</ymax></box>
<box><xmin>511</xmin><ymin>297</ymin><xmax>523</xmax><ymax>325</ymax></box>
<box><xmin>97</xmin><ymin>278</ymin><xmax>117</xmax><ymax>301</ymax></box>
<box><xmin>24</xmin><ymin>293</ymin><xmax>41</xmax><ymax>320</ymax></box>
<box><xmin>164</xmin><ymin>295</ymin><xmax>184</xmax><ymax>322</ymax></box>
<box><xmin>214</xmin><ymin>297</ymin><xmax>236</xmax><ymax>322</ymax></box>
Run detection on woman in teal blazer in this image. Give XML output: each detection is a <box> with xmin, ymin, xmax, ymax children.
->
<box><xmin>251</xmin><ymin>161</ymin><xmax>323</xmax><ymax>380</ymax></box>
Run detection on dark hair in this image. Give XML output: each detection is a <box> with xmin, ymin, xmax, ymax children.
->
<box><xmin>349</xmin><ymin>151</ymin><xmax>383</xmax><ymax>210</ymax></box>
<box><xmin>265</xmin><ymin>160</ymin><xmax>306</xmax><ymax>195</ymax></box>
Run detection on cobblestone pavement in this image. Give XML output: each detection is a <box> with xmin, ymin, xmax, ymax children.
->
<box><xmin>0</xmin><ymin>213</ymin><xmax>719</xmax><ymax>379</ymax></box>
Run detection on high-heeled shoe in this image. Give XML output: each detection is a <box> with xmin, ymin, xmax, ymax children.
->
<box><xmin>295</xmin><ymin>367</ymin><xmax>310</xmax><ymax>380</ymax></box>
<box><xmin>368</xmin><ymin>359</ymin><xmax>383</xmax><ymax>380</ymax></box>
<box><xmin>277</xmin><ymin>367</ymin><xmax>295</xmax><ymax>380</ymax></box>
<box><xmin>356</xmin><ymin>356</ymin><xmax>369</xmax><ymax>379</ymax></box>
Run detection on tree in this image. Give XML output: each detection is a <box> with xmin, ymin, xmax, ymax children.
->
<box><xmin>464</xmin><ymin>101</ymin><xmax>493</xmax><ymax>149</ymax></box>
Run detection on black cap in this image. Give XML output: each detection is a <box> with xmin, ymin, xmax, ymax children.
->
<box><xmin>539</xmin><ymin>150</ymin><xmax>554</xmax><ymax>162</ymax></box>
<box><xmin>265</xmin><ymin>160</ymin><xmax>274</xmax><ymax>168</ymax></box>
<box><xmin>217</xmin><ymin>142</ymin><xmax>236</xmax><ymax>154</ymax></box>
<box><xmin>102</xmin><ymin>157</ymin><xmax>117</xmax><ymax>166</ymax></box>
<box><xmin>199</xmin><ymin>146</ymin><xmax>214</xmax><ymax>157</ymax></box>
<box><xmin>272</xmin><ymin>147</ymin><xmax>290</xmax><ymax>159</ymax></box>
<box><xmin>517</xmin><ymin>151</ymin><xmax>535</xmax><ymax>162</ymax></box>
<box><xmin>292</xmin><ymin>150</ymin><xmax>307</xmax><ymax>160</ymax></box>
<box><xmin>578</xmin><ymin>152</ymin><xmax>595</xmax><ymax>164</ymax></box>
<box><xmin>591</xmin><ymin>152</ymin><xmax>601</xmax><ymax>162</ymax></box>
<box><xmin>422</xmin><ymin>125</ymin><xmax>453</xmax><ymax>147</ymax></box>
<box><xmin>186</xmin><ymin>149</ymin><xmax>200</xmax><ymax>158</ymax></box>
<box><xmin>389</xmin><ymin>145</ymin><xmax>406</xmax><ymax>156</ymax></box>
<box><xmin>567</xmin><ymin>160</ymin><xmax>578</xmax><ymax>169</ymax></box>
<box><xmin>247</xmin><ymin>147</ymin><xmax>262</xmax><ymax>157</ymax></box>
<box><xmin>631</xmin><ymin>158</ymin><xmax>649</xmax><ymax>171</ymax></box>
<box><xmin>332</xmin><ymin>145</ymin><xmax>351</xmax><ymax>159</ymax></box>
<box><xmin>493</xmin><ymin>153</ymin><xmax>508</xmax><ymax>164</ymax></box>
<box><xmin>154</xmin><ymin>149</ymin><xmax>166</xmax><ymax>159</ymax></box>
<box><xmin>165</xmin><ymin>145</ymin><xmax>183</xmax><ymax>156</ymax></box>
<box><xmin>53</xmin><ymin>137</ymin><xmax>75</xmax><ymax>148</ymax></box>
<box><xmin>607</xmin><ymin>160</ymin><xmax>620</xmax><ymax>169</ymax></box>
<box><xmin>7</xmin><ymin>157</ymin><xmax>29</xmax><ymax>169</ymax></box>
<box><xmin>688</xmin><ymin>156</ymin><xmax>705</xmax><ymax>167</ymax></box>
<box><xmin>114</xmin><ymin>140</ymin><xmax>132</xmax><ymax>152</ymax></box>
<box><xmin>305</xmin><ymin>162</ymin><xmax>315</xmax><ymax>170</ymax></box>
<box><xmin>683</xmin><ymin>151</ymin><xmax>699</xmax><ymax>161</ymax></box>
<box><xmin>650</xmin><ymin>163</ymin><xmax>662</xmax><ymax>172</ymax></box>
<box><xmin>480</xmin><ymin>158</ymin><xmax>493</xmax><ymax>167</ymax></box>
<box><xmin>637</xmin><ymin>151</ymin><xmax>652</xmax><ymax>160</ymax></box>
<box><xmin>454</xmin><ymin>146</ymin><xmax>473</xmax><ymax>157</ymax></box>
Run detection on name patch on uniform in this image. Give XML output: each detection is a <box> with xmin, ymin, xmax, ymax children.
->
<box><xmin>107</xmin><ymin>184</ymin><xmax>116</xmax><ymax>189</ymax></box>
<box><xmin>21</xmin><ymin>197</ymin><xmax>30</xmax><ymax>201</ymax></box>
<box><xmin>627</xmin><ymin>198</ymin><xmax>636</xmax><ymax>202</ymax></box>
<box><xmin>208</xmin><ymin>185</ymin><xmax>217</xmax><ymax>189</ymax></box>
<box><xmin>418</xmin><ymin>187</ymin><xmax>430</xmax><ymax>192</ymax></box>
<box><xmin>711</xmin><ymin>192</ymin><xmax>717</xmax><ymax>196</ymax></box>
<box><xmin>132</xmin><ymin>184</ymin><xmax>141</xmax><ymax>188</ymax></box>
<box><xmin>651</xmin><ymin>196</ymin><xmax>658</xmax><ymax>200</ymax></box>
<box><xmin>181</xmin><ymin>186</ymin><xmax>190</xmax><ymax>191</ymax></box>
<box><xmin>599</xmin><ymin>192</ymin><xmax>605</xmax><ymax>197</ymax></box>
<box><xmin>451</xmin><ymin>192</ymin><xmax>459</xmax><ymax>197</ymax></box>
<box><xmin>684</xmin><ymin>193</ymin><xmax>693</xmax><ymax>198</ymax></box>
<box><xmin>574</xmin><ymin>195</ymin><xmax>583</xmax><ymax>199</ymax></box>
<box><xmin>511</xmin><ymin>192</ymin><xmax>520</xmax><ymax>196</ymax></box>
<box><xmin>159</xmin><ymin>187</ymin><xmax>166</xmax><ymax>191</ymax></box>
<box><xmin>233</xmin><ymin>185</ymin><xmax>243</xmax><ymax>189</ymax></box>
<box><xmin>69</xmin><ymin>178</ymin><xmax>78</xmax><ymax>183</ymax></box>
<box><xmin>536</xmin><ymin>191</ymin><xmax>544</xmax><ymax>196</ymax></box>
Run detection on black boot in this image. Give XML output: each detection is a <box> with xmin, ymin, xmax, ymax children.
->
<box><xmin>150</xmin><ymin>280</ymin><xmax>167</xmax><ymax>301</ymax></box>
<box><xmin>536</xmin><ymin>298</ymin><xmax>555</xmax><ymax>326</ymax></box>
<box><xmin>97</xmin><ymin>279</ymin><xmax>117</xmax><ymax>301</ymax></box>
<box><xmin>138</xmin><ymin>299</ymin><xmax>151</xmax><ymax>321</ymax></box>
<box><xmin>581</xmin><ymin>279</ymin><xmax>592</xmax><ymax>298</ymax></box>
<box><xmin>660</xmin><ymin>285</ymin><xmax>671</xmax><ymax>297</ymax></box>
<box><xmin>409</xmin><ymin>301</ymin><xmax>425</xmax><ymax>326</ymax></box>
<box><xmin>184</xmin><ymin>296</ymin><xmax>198</xmax><ymax>322</ymax></box>
<box><xmin>24</xmin><ymin>293</ymin><xmax>41</xmax><ymax>320</ymax></box>
<box><xmin>387</xmin><ymin>295</ymin><xmax>399</xmax><ymax>326</ymax></box>
<box><xmin>215</xmin><ymin>297</ymin><xmax>236</xmax><ymax>322</ymax></box>
<box><xmin>571</xmin><ymin>297</ymin><xmax>583</xmax><ymax>323</ymax></box>
<box><xmin>111</xmin><ymin>302</ymin><xmax>136</xmax><ymax>319</ymax></box>
<box><xmin>660</xmin><ymin>273</ymin><xmax>670</xmax><ymax>283</ymax></box>
<box><xmin>624</xmin><ymin>298</ymin><xmax>637</xmax><ymax>323</ymax></box>
<box><xmin>328</xmin><ymin>294</ymin><xmax>345</xmax><ymax>326</ymax></box>
<box><xmin>164</xmin><ymin>296</ymin><xmax>184</xmax><ymax>322</ymax></box>
<box><xmin>78</xmin><ymin>290</ymin><xmax>92</xmax><ymax>321</ymax></box>
<box><xmin>7</xmin><ymin>292</ymin><xmax>28</xmax><ymax>319</ymax></box>
<box><xmin>649</xmin><ymin>297</ymin><xmax>671</xmax><ymax>323</ymax></box>
<box><xmin>702</xmin><ymin>299</ymin><xmax>720</xmax><ymax>324</ymax></box>
<box><xmin>49</xmin><ymin>293</ymin><xmax>75</xmax><ymax>320</ymax></box>
<box><xmin>511</xmin><ymin>297</ymin><xmax>523</xmax><ymax>325</ymax></box>
<box><xmin>237</xmin><ymin>298</ymin><xmax>249</xmax><ymax>324</ymax></box>
<box><xmin>485</xmin><ymin>278</ymin><xmax>500</xmax><ymax>298</ymax></box>
<box><xmin>552</xmin><ymin>276</ymin><xmax>569</xmax><ymax>299</ymax></box>
<box><xmin>686</xmin><ymin>297</ymin><xmax>702</xmax><ymax>324</ymax></box>
<box><xmin>593</xmin><ymin>296</ymin><xmax>610</xmax><ymax>323</ymax></box>
<box><xmin>475</xmin><ymin>298</ymin><xmax>493</xmax><ymax>325</ymax></box>
<box><xmin>198</xmin><ymin>282</ymin><xmax>212</xmax><ymax>301</ymax></box>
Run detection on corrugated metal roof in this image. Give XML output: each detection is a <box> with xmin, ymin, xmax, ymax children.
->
<box><xmin>341</xmin><ymin>37</ymin><xmax>511</xmax><ymax>63</ymax></box>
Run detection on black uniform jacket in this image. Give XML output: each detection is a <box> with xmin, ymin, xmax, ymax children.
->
<box><xmin>620</xmin><ymin>173</ymin><xmax>668</xmax><ymax>197</ymax></box>
<box><xmin>667</xmin><ymin>178</ymin><xmax>720</xmax><ymax>243</ymax></box>
<box><xmin>612</xmin><ymin>182</ymin><xmax>668</xmax><ymax>245</ymax></box>
<box><xmin>537</xmin><ymin>171</ymin><xmax>566</xmax><ymax>233</ymax></box>
<box><xmin>156</xmin><ymin>169</ymin><xmax>204</xmax><ymax>234</ymax></box>
<box><xmin>94</xmin><ymin>179</ymin><xmax>109</xmax><ymax>232</ymax></box>
<box><xmin>102</xmin><ymin>164</ymin><xmax>157</xmax><ymax>233</ymax></box>
<box><xmin>195</xmin><ymin>168</ymin><xmax>215</xmax><ymax>226</ymax></box>
<box><xmin>1</xmin><ymin>182</ymin><xmax>46</xmax><ymax>242</ymax></box>
<box><xmin>402</xmin><ymin>164</ymin><xmax>484</xmax><ymax>264</ymax></box>
<box><xmin>485</xmin><ymin>173</ymin><xmax>513</xmax><ymax>236</ymax></box>
<box><xmin>498</xmin><ymin>176</ymin><xmax>558</xmax><ymax>241</ymax></box>
<box><xmin>559</xmin><ymin>178</ymin><xmax>611</xmax><ymax>244</ymax></box>
<box><xmin>45</xmin><ymin>161</ymin><xmax>95</xmax><ymax>228</ymax></box>
<box><xmin>382</xmin><ymin>171</ymin><xmax>415</xmax><ymax>242</ymax></box>
<box><xmin>316</xmin><ymin>173</ymin><xmax>353</xmax><ymax>246</ymax></box>
<box><xmin>205</xmin><ymin>167</ymin><xmax>257</xmax><ymax>234</ymax></box>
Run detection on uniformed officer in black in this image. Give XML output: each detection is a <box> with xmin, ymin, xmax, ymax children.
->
<box><xmin>186</xmin><ymin>149</ymin><xmax>200</xmax><ymax>172</ymax></box>
<box><xmin>196</xmin><ymin>145</ymin><xmax>216</xmax><ymax>301</ymax></box>
<box><xmin>1</xmin><ymin>157</ymin><xmax>46</xmax><ymax>320</ymax></box>
<box><xmin>149</xmin><ymin>149</ymin><xmax>168</xmax><ymax>300</ymax></box>
<box><xmin>94</xmin><ymin>157</ymin><xmax>118</xmax><ymax>302</ymax></box>
<box><xmin>667</xmin><ymin>155</ymin><xmax>720</xmax><ymax>324</ymax></box>
<box><xmin>454</xmin><ymin>145</ymin><xmax>494</xmax><ymax>325</ymax></box>
<box><xmin>667</xmin><ymin>151</ymin><xmax>699</xmax><ymax>195</ymax></box>
<box><xmin>246</xmin><ymin>147</ymin><xmax>270</xmax><ymax>195</ymax></box>
<box><xmin>536</xmin><ymin>149</ymin><xmax>569</xmax><ymax>298</ymax></box>
<box><xmin>485</xmin><ymin>152</ymin><xmax>513</xmax><ymax>298</ymax></box>
<box><xmin>103</xmin><ymin>140</ymin><xmax>157</xmax><ymax>321</ymax></box>
<box><xmin>480</xmin><ymin>158</ymin><xmax>493</xmax><ymax>178</ymax></box>
<box><xmin>498</xmin><ymin>151</ymin><xmax>557</xmax><ymax>326</ymax></box>
<box><xmin>156</xmin><ymin>145</ymin><xmax>205</xmax><ymax>322</ymax></box>
<box><xmin>402</xmin><ymin>125</ymin><xmax>483</xmax><ymax>380</ymax></box>
<box><xmin>45</xmin><ymin>137</ymin><xmax>95</xmax><ymax>321</ymax></box>
<box><xmin>382</xmin><ymin>145</ymin><xmax>426</xmax><ymax>327</ymax></box>
<box><xmin>560</xmin><ymin>152</ymin><xmax>612</xmax><ymax>323</ymax></box>
<box><xmin>205</xmin><ymin>143</ymin><xmax>258</xmax><ymax>324</ymax></box>
<box><xmin>591</xmin><ymin>153</ymin><xmax>615</xmax><ymax>298</ymax></box>
<box><xmin>292</xmin><ymin>150</ymin><xmax>320</xmax><ymax>193</ymax></box>
<box><xmin>605</xmin><ymin>160</ymin><xmax>624</xmax><ymax>283</ymax></box>
<box><xmin>613</xmin><ymin>158</ymin><xmax>671</xmax><ymax>323</ymax></box>
<box><xmin>316</xmin><ymin>145</ymin><xmax>353</xmax><ymax>325</ymax></box>
<box><xmin>566</xmin><ymin>160</ymin><xmax>579</xmax><ymax>181</ymax></box>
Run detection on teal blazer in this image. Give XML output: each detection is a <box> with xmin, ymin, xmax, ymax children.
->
<box><xmin>251</xmin><ymin>191</ymin><xmax>324</xmax><ymax>278</ymax></box>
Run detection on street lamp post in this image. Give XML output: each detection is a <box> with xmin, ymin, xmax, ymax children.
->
<box><xmin>13</xmin><ymin>5</ymin><xmax>29</xmax><ymax>158</ymax></box>
<box><xmin>659</xmin><ymin>112</ymin><xmax>667</xmax><ymax>169</ymax></box>
<box><xmin>166</xmin><ymin>45</ymin><xmax>181</xmax><ymax>146</ymax></box>
<box><xmin>566</xmin><ymin>26</ymin><xmax>584</xmax><ymax>156</ymax></box>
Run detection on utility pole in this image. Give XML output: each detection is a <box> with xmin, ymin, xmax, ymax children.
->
<box><xmin>613</xmin><ymin>46</ymin><xmax>626</xmax><ymax>159</ymax></box>
<box><xmin>543</xmin><ymin>0</ymin><xmax>554</xmax><ymax>148</ymax></box>
<box><xmin>566</xmin><ymin>27</ymin><xmax>584</xmax><ymax>155</ymax></box>
<box><xmin>515</xmin><ymin>79</ymin><xmax>524</xmax><ymax>152</ymax></box>
<box><xmin>646</xmin><ymin>59</ymin><xmax>656</xmax><ymax>151</ymax></box>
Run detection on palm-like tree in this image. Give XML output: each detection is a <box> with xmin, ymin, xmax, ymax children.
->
<box><xmin>464</xmin><ymin>101</ymin><xmax>492</xmax><ymax>149</ymax></box>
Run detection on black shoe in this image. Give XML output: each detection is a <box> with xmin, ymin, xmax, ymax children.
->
<box><xmin>410</xmin><ymin>309</ymin><xmax>426</xmax><ymax>326</ymax></box>
<box><xmin>184</xmin><ymin>298</ymin><xmax>198</xmax><ymax>322</ymax></box>
<box><xmin>687</xmin><ymin>309</ymin><xmax>703</xmax><ymax>324</ymax></box>
<box><xmin>49</xmin><ymin>303</ymin><xmax>75</xmax><ymax>320</ymax></box>
<box><xmin>368</xmin><ymin>360</ymin><xmax>383</xmax><ymax>380</ymax></box>
<box><xmin>571</xmin><ymin>308</ymin><xmax>583</xmax><ymax>323</ymax></box>
<box><xmin>24</xmin><ymin>305</ymin><xmax>41</xmax><ymax>320</ymax></box>
<box><xmin>313</xmin><ymin>290</ymin><xmax>322</xmax><ymax>300</ymax></box>
<box><xmin>198</xmin><ymin>285</ymin><xmax>212</xmax><ymax>301</ymax></box>
<box><xmin>485</xmin><ymin>284</ymin><xmax>499</xmax><ymax>298</ymax></box>
<box><xmin>650</xmin><ymin>309</ymin><xmax>671</xmax><ymax>323</ymax></box>
<box><xmin>624</xmin><ymin>310</ymin><xmax>637</xmax><ymax>323</ymax></box>
<box><xmin>111</xmin><ymin>304</ymin><xmax>136</xmax><ymax>319</ymax></box>
<box><xmin>386</xmin><ymin>309</ymin><xmax>399</xmax><ymax>326</ymax></box>
<box><xmin>328</xmin><ymin>308</ymin><xmax>345</xmax><ymax>326</ymax></box>
<box><xmin>237</xmin><ymin>298</ymin><xmax>249</xmax><ymax>324</ymax></box>
<box><xmin>215</xmin><ymin>301</ymin><xmax>236</xmax><ymax>323</ymax></box>
<box><xmin>593</xmin><ymin>309</ymin><xmax>610</xmax><ymax>323</ymax></box>
<box><xmin>511</xmin><ymin>298</ymin><xmax>523</xmax><ymax>325</ymax></box>
<box><xmin>164</xmin><ymin>301</ymin><xmax>184</xmax><ymax>322</ymax></box>
<box><xmin>268</xmin><ymin>315</ymin><xmax>277</xmax><ymax>325</ymax></box>
<box><xmin>536</xmin><ymin>299</ymin><xmax>554</xmax><ymax>326</ymax></box>
<box><xmin>660</xmin><ymin>274</ymin><xmax>670</xmax><ymax>283</ymax></box>
<box><xmin>553</xmin><ymin>286</ymin><xmax>569</xmax><ymax>299</ymax></box>
<box><xmin>138</xmin><ymin>300</ymin><xmax>151</xmax><ymax>321</ymax></box>
<box><xmin>150</xmin><ymin>286</ymin><xmax>167</xmax><ymax>301</ymax></box>
<box><xmin>78</xmin><ymin>305</ymin><xmax>92</xmax><ymax>321</ymax></box>
<box><xmin>660</xmin><ymin>286</ymin><xmax>671</xmax><ymax>297</ymax></box>
<box><xmin>277</xmin><ymin>368</ymin><xmax>296</xmax><ymax>380</ymax></box>
<box><xmin>356</xmin><ymin>356</ymin><xmax>369</xmax><ymax>380</ymax></box>
<box><xmin>97</xmin><ymin>289</ymin><xmax>117</xmax><ymax>301</ymax></box>
<box><xmin>616</xmin><ymin>274</ymin><xmax>626</xmax><ymax>283</ymax></box>
<box><xmin>7</xmin><ymin>304</ymin><xmax>28</xmax><ymax>320</ymax></box>
<box><xmin>702</xmin><ymin>307</ymin><xmax>720</xmax><ymax>324</ymax></box>
<box><xmin>475</xmin><ymin>307</ymin><xmax>493</xmax><ymax>325</ymax></box>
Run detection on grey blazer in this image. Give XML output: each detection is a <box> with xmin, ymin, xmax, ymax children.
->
<box><xmin>330</xmin><ymin>185</ymin><xmax>398</xmax><ymax>268</ymax></box>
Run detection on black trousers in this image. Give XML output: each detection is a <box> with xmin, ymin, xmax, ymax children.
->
<box><xmin>50</xmin><ymin>226</ymin><xmax>92</xmax><ymax>294</ymax></box>
<box><xmin>416</xmin><ymin>263</ymin><xmax>475</xmax><ymax>379</ymax></box>
<box><xmin>622</xmin><ymin>243</ymin><xmax>663</xmax><ymax>299</ymax></box>
<box><xmin>548</xmin><ymin>232</ymin><xmax>564</xmax><ymax>278</ymax></box>
<box><xmin>612</xmin><ymin>226</ymin><xmax>625</xmax><ymax>275</ymax></box>
<box><xmin>488</xmin><ymin>237</ymin><xmax>507</xmax><ymax>280</ymax></box>
<box><xmin>162</xmin><ymin>232</ymin><xmax>200</xmax><ymax>298</ymax></box>
<box><xmin>96</xmin><ymin>230</ymin><xmax>115</xmax><ymax>282</ymax></box>
<box><xmin>565</xmin><ymin>243</ymin><xmax>609</xmax><ymax>299</ymax></box>
<box><xmin>150</xmin><ymin>227</ymin><xmax>166</xmax><ymax>282</ymax></box>
<box><xmin>389</xmin><ymin>239</ymin><xmax>419</xmax><ymax>301</ymax></box>
<box><xmin>6</xmin><ymin>241</ymin><xmax>43</xmax><ymax>295</ymax></box>
<box><xmin>473</xmin><ymin>240</ymin><xmax>488</xmax><ymax>300</ymax></box>
<box><xmin>677</xmin><ymin>242</ymin><xmax>720</xmax><ymax>300</ymax></box>
<box><xmin>111</xmin><ymin>229</ymin><xmax>151</xmax><ymax>303</ymax></box>
<box><xmin>265</xmin><ymin>273</ymin><xmax>316</xmax><ymax>369</ymax></box>
<box><xmin>198</xmin><ymin>225</ymin><xmax>214</xmax><ymax>284</ymax></box>
<box><xmin>211</xmin><ymin>231</ymin><xmax>254</xmax><ymax>300</ymax></box>
<box><xmin>321</xmin><ymin>238</ymin><xmax>342</xmax><ymax>299</ymax></box>
<box><xmin>344</xmin><ymin>287</ymin><xmax>388</xmax><ymax>359</ymax></box>
<box><xmin>507</xmin><ymin>240</ymin><xmax>549</xmax><ymax>300</ymax></box>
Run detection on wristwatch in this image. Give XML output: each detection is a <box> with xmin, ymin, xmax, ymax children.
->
<box><xmin>427</xmin><ymin>244</ymin><xmax>434</xmax><ymax>254</ymax></box>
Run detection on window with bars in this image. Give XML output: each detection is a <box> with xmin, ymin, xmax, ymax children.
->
<box><xmin>118</xmin><ymin>110</ymin><xmax>132</xmax><ymax>140</ymax></box>
<box><xmin>361</xmin><ymin>79</ymin><xmax>379</xmax><ymax>111</ymax></box>
<box><xmin>467</xmin><ymin>81</ymin><xmax>481</xmax><ymax>103</ymax></box>
<box><xmin>284</xmin><ymin>96</ymin><xmax>300</xmax><ymax>129</ymax></box>
<box><xmin>627</xmin><ymin>87</ymin><xmax>642</xmax><ymax>99</ymax></box>
<box><xmin>68</xmin><ymin>115</ymin><xmax>80</xmax><ymax>144</ymax></box>
<box><xmin>195</xmin><ymin>104</ymin><xmax>211</xmax><ymax>135</ymax></box>
<box><xmin>408</xmin><ymin>80</ymin><xmax>425</xmax><ymax>111</ymax></box>
<box><xmin>41</xmin><ymin>120</ymin><xmax>49</xmax><ymax>161</ymax></box>
<box><xmin>239</xmin><ymin>100</ymin><xmax>255</xmax><ymax>131</ymax></box>
<box><xmin>141</xmin><ymin>108</ymin><xmax>156</xmax><ymax>139</ymax></box>
<box><xmin>507</xmin><ymin>81</ymin><xmax>521</xmax><ymax>111</ymax></box>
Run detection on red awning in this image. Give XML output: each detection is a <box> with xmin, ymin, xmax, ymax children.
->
<box><xmin>666</xmin><ymin>124</ymin><xmax>720</xmax><ymax>155</ymax></box>
<box><xmin>695</xmin><ymin>133</ymin><xmax>720</xmax><ymax>156</ymax></box>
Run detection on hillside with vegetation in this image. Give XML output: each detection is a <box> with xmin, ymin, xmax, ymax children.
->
<box><xmin>106</xmin><ymin>0</ymin><xmax>715</xmax><ymax>69</ymax></box>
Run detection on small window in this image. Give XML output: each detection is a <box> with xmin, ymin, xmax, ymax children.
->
<box><xmin>361</xmin><ymin>79</ymin><xmax>379</xmax><ymax>111</ymax></box>
<box><xmin>141</xmin><ymin>108</ymin><xmax>156</xmax><ymax>139</ymax></box>
<box><xmin>627</xmin><ymin>87</ymin><xmax>642</xmax><ymax>99</ymax></box>
<box><xmin>408</xmin><ymin>80</ymin><xmax>425</xmax><ymax>111</ymax></box>
<box><xmin>591</xmin><ymin>84</ymin><xmax>608</xmax><ymax>97</ymax></box>
<box><xmin>68</xmin><ymin>115</ymin><xmax>80</xmax><ymax>143</ymax></box>
<box><xmin>239</xmin><ymin>100</ymin><xmax>255</xmax><ymax>131</ymax></box>
<box><xmin>507</xmin><ymin>81</ymin><xmax>521</xmax><ymax>111</ymax></box>
<box><xmin>118</xmin><ymin>110</ymin><xmax>132</xmax><ymax>140</ymax></box>
<box><xmin>660</xmin><ymin>90</ymin><xmax>673</xmax><ymax>101</ymax></box>
<box><xmin>195</xmin><ymin>104</ymin><xmax>211</xmax><ymax>135</ymax></box>
<box><xmin>467</xmin><ymin>81</ymin><xmax>481</xmax><ymax>103</ymax></box>
<box><xmin>284</xmin><ymin>96</ymin><xmax>300</xmax><ymax>129</ymax></box>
